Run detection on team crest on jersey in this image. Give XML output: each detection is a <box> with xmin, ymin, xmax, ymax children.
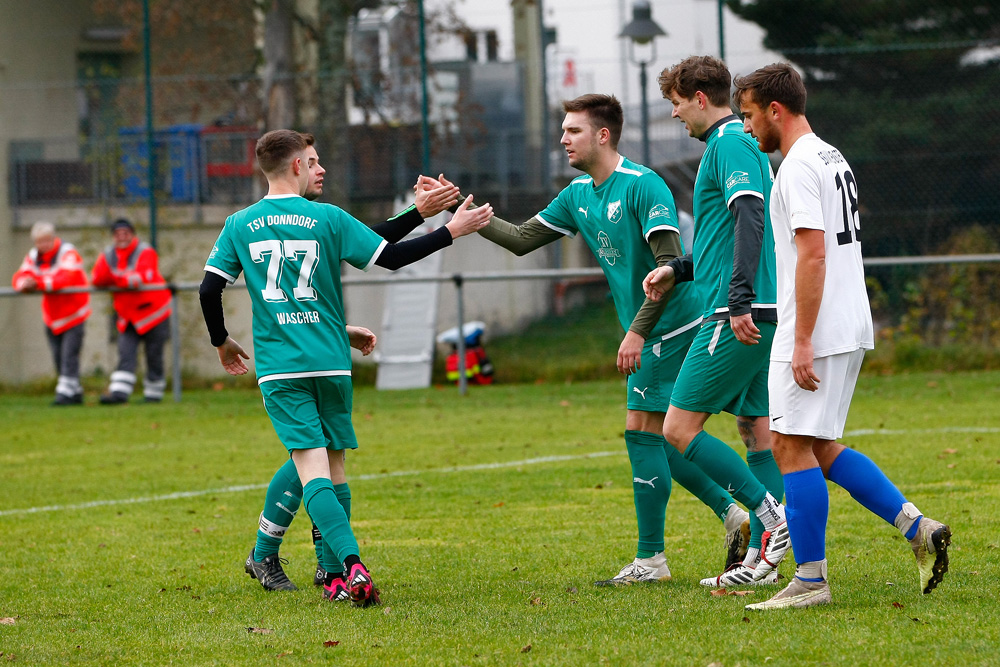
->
<box><xmin>726</xmin><ymin>170</ymin><xmax>750</xmax><ymax>190</ymax></box>
<box><xmin>596</xmin><ymin>231</ymin><xmax>622</xmax><ymax>266</ymax></box>
<box><xmin>648</xmin><ymin>204</ymin><xmax>672</xmax><ymax>221</ymax></box>
<box><xmin>607</xmin><ymin>200</ymin><xmax>623</xmax><ymax>224</ymax></box>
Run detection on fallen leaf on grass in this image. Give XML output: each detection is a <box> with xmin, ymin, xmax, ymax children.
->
<box><xmin>248</xmin><ymin>627</ymin><xmax>273</xmax><ymax>635</ymax></box>
<box><xmin>0</xmin><ymin>618</ymin><xmax>16</xmax><ymax>625</ymax></box>
<box><xmin>529</xmin><ymin>597</ymin><xmax>544</xmax><ymax>606</ymax></box>
<box><xmin>892</xmin><ymin>602</ymin><xmax>904</xmax><ymax>609</ymax></box>
<box><xmin>559</xmin><ymin>400</ymin><xmax>571</xmax><ymax>407</ymax></box>
<box><xmin>276</xmin><ymin>652</ymin><xmax>292</xmax><ymax>658</ymax></box>
<box><xmin>742</xmin><ymin>616</ymin><xmax>750</xmax><ymax>623</ymax></box>
<box><xmin>943</xmin><ymin>448</ymin><xmax>958</xmax><ymax>455</ymax></box>
<box><xmin>709</xmin><ymin>589</ymin><xmax>755</xmax><ymax>597</ymax></box>
<box><xmin>566</xmin><ymin>586</ymin><xmax>578</xmax><ymax>594</ymax></box>
<box><xmin>521</xmin><ymin>644</ymin><xmax>532</xmax><ymax>653</ymax></box>
<box><xmin>947</xmin><ymin>463</ymin><xmax>957</xmax><ymax>469</ymax></box>
<box><xmin>493</xmin><ymin>502</ymin><xmax>505</xmax><ymax>507</ymax></box>
<box><xmin>323</xmin><ymin>641</ymin><xmax>340</xmax><ymax>647</ymax></box>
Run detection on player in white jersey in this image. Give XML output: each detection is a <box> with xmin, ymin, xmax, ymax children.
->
<box><xmin>734</xmin><ymin>64</ymin><xmax>950</xmax><ymax>610</ymax></box>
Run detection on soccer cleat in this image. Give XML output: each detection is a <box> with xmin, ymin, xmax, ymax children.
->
<box><xmin>313</xmin><ymin>562</ymin><xmax>329</xmax><ymax>587</ymax></box>
<box><xmin>244</xmin><ymin>548</ymin><xmax>298</xmax><ymax>591</ymax></box>
<box><xmin>700</xmin><ymin>562</ymin><xmax>779</xmax><ymax>588</ymax></box>
<box><xmin>753</xmin><ymin>521</ymin><xmax>791</xmax><ymax>581</ymax></box>
<box><xmin>322</xmin><ymin>575</ymin><xmax>351</xmax><ymax>602</ymax></box>
<box><xmin>593</xmin><ymin>553</ymin><xmax>672</xmax><ymax>586</ymax></box>
<box><xmin>723</xmin><ymin>506</ymin><xmax>751</xmax><ymax>570</ymax></box>
<box><xmin>745</xmin><ymin>576</ymin><xmax>832</xmax><ymax>610</ymax></box>
<box><xmin>345</xmin><ymin>562</ymin><xmax>381</xmax><ymax>607</ymax></box>
<box><xmin>910</xmin><ymin>517</ymin><xmax>951</xmax><ymax>594</ymax></box>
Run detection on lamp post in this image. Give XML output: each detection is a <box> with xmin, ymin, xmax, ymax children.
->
<box><xmin>619</xmin><ymin>1</ymin><xmax>666</xmax><ymax>168</ymax></box>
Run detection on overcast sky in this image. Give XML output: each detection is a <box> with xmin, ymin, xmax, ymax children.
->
<box><xmin>431</xmin><ymin>0</ymin><xmax>779</xmax><ymax>112</ymax></box>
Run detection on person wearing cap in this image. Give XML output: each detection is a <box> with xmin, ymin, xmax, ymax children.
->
<box><xmin>11</xmin><ymin>221</ymin><xmax>92</xmax><ymax>405</ymax></box>
<box><xmin>91</xmin><ymin>218</ymin><xmax>173</xmax><ymax>403</ymax></box>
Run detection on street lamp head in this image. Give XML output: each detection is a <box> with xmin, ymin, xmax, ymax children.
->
<box><xmin>619</xmin><ymin>1</ymin><xmax>666</xmax><ymax>45</ymax></box>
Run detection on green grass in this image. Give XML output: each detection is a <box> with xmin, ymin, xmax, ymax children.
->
<box><xmin>1</xmin><ymin>373</ymin><xmax>998</xmax><ymax>665</ymax></box>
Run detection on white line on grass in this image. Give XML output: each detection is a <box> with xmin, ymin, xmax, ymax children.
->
<box><xmin>0</xmin><ymin>451</ymin><xmax>622</xmax><ymax>517</ymax></box>
<box><xmin>4</xmin><ymin>426</ymin><xmax>996</xmax><ymax>518</ymax></box>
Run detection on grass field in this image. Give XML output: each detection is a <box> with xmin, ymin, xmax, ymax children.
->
<box><xmin>1</xmin><ymin>372</ymin><xmax>998</xmax><ymax>666</ymax></box>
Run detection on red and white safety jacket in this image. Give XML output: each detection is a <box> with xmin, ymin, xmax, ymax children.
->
<box><xmin>11</xmin><ymin>237</ymin><xmax>91</xmax><ymax>334</ymax></box>
<box><xmin>91</xmin><ymin>237</ymin><xmax>172</xmax><ymax>334</ymax></box>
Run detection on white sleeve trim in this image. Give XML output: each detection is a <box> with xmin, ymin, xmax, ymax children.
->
<box><xmin>204</xmin><ymin>265</ymin><xmax>238</xmax><ymax>284</ymax></box>
<box><xmin>535</xmin><ymin>215</ymin><xmax>575</xmax><ymax>238</ymax></box>
<box><xmin>362</xmin><ymin>238</ymin><xmax>390</xmax><ymax>271</ymax></box>
<box><xmin>726</xmin><ymin>189</ymin><xmax>765</xmax><ymax>208</ymax></box>
<box><xmin>643</xmin><ymin>225</ymin><xmax>680</xmax><ymax>242</ymax></box>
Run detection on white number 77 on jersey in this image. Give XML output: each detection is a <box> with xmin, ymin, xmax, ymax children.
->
<box><xmin>249</xmin><ymin>239</ymin><xmax>320</xmax><ymax>303</ymax></box>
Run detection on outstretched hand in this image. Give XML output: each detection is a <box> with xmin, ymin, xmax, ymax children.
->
<box><xmin>445</xmin><ymin>195</ymin><xmax>493</xmax><ymax>238</ymax></box>
<box><xmin>642</xmin><ymin>266</ymin><xmax>675</xmax><ymax>301</ymax></box>
<box><xmin>217</xmin><ymin>337</ymin><xmax>249</xmax><ymax>376</ymax></box>
<box><xmin>413</xmin><ymin>174</ymin><xmax>460</xmax><ymax>218</ymax></box>
<box><xmin>347</xmin><ymin>325</ymin><xmax>377</xmax><ymax>356</ymax></box>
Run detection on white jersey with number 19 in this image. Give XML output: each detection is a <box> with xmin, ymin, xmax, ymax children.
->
<box><xmin>769</xmin><ymin>133</ymin><xmax>874</xmax><ymax>361</ymax></box>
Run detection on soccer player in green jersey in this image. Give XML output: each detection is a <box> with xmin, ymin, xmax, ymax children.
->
<box><xmin>644</xmin><ymin>56</ymin><xmax>789</xmax><ymax>587</ymax></box>
<box><xmin>199</xmin><ymin>129</ymin><xmax>493</xmax><ymax>606</ymax></box>
<box><xmin>242</xmin><ymin>171</ymin><xmax>464</xmax><ymax>594</ymax></box>
<box><xmin>424</xmin><ymin>94</ymin><xmax>752</xmax><ymax>585</ymax></box>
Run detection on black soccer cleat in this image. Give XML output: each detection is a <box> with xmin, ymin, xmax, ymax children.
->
<box><xmin>244</xmin><ymin>548</ymin><xmax>298</xmax><ymax>591</ymax></box>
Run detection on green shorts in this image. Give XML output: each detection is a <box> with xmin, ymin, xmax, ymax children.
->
<box><xmin>626</xmin><ymin>325</ymin><xmax>698</xmax><ymax>412</ymax></box>
<box><xmin>260</xmin><ymin>375</ymin><xmax>358</xmax><ymax>453</ymax></box>
<box><xmin>670</xmin><ymin>320</ymin><xmax>775</xmax><ymax>417</ymax></box>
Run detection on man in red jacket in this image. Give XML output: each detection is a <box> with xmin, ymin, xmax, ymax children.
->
<box><xmin>91</xmin><ymin>218</ymin><xmax>173</xmax><ymax>403</ymax></box>
<box><xmin>12</xmin><ymin>221</ymin><xmax>92</xmax><ymax>405</ymax></box>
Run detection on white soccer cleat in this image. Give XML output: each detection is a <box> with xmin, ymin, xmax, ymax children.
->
<box><xmin>745</xmin><ymin>576</ymin><xmax>831</xmax><ymax>610</ymax></box>
<box><xmin>700</xmin><ymin>562</ymin><xmax>779</xmax><ymax>588</ymax></box>
<box><xmin>594</xmin><ymin>553</ymin><xmax>672</xmax><ymax>586</ymax></box>
<box><xmin>910</xmin><ymin>517</ymin><xmax>951</xmax><ymax>594</ymax></box>
<box><xmin>753</xmin><ymin>521</ymin><xmax>791</xmax><ymax>580</ymax></box>
<box><xmin>723</xmin><ymin>505</ymin><xmax>751</xmax><ymax>570</ymax></box>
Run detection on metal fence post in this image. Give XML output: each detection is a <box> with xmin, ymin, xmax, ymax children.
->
<box><xmin>453</xmin><ymin>273</ymin><xmax>467</xmax><ymax>396</ymax></box>
<box><xmin>170</xmin><ymin>291</ymin><xmax>182</xmax><ymax>403</ymax></box>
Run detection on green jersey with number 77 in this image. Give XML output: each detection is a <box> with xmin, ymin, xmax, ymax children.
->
<box><xmin>204</xmin><ymin>193</ymin><xmax>387</xmax><ymax>384</ymax></box>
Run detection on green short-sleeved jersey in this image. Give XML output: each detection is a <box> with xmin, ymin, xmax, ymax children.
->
<box><xmin>693</xmin><ymin>119</ymin><xmax>777</xmax><ymax>319</ymax></box>
<box><xmin>537</xmin><ymin>155</ymin><xmax>702</xmax><ymax>339</ymax></box>
<box><xmin>204</xmin><ymin>194</ymin><xmax>387</xmax><ymax>385</ymax></box>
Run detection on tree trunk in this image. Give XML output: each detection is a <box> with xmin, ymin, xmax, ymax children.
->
<box><xmin>262</xmin><ymin>0</ymin><xmax>296</xmax><ymax>130</ymax></box>
<box><xmin>315</xmin><ymin>0</ymin><xmax>351</xmax><ymax>206</ymax></box>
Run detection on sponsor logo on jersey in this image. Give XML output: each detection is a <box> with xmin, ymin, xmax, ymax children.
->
<box><xmin>596</xmin><ymin>231</ymin><xmax>622</xmax><ymax>266</ymax></box>
<box><xmin>648</xmin><ymin>203</ymin><xmax>672</xmax><ymax>221</ymax></box>
<box><xmin>726</xmin><ymin>170</ymin><xmax>751</xmax><ymax>190</ymax></box>
<box><xmin>578</xmin><ymin>206</ymin><xmax>589</xmax><ymax>218</ymax></box>
<box><xmin>607</xmin><ymin>200</ymin><xmax>623</xmax><ymax>223</ymax></box>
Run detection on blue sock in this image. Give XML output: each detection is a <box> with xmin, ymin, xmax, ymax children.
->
<box><xmin>827</xmin><ymin>448</ymin><xmax>920</xmax><ymax>540</ymax></box>
<box><xmin>783</xmin><ymin>467</ymin><xmax>828</xmax><ymax>568</ymax></box>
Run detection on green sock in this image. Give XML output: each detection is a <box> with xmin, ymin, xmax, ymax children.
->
<box><xmin>303</xmin><ymin>477</ymin><xmax>357</xmax><ymax>572</ymax></box>
<box><xmin>253</xmin><ymin>458</ymin><xmax>302</xmax><ymax>561</ymax></box>
<box><xmin>314</xmin><ymin>483</ymin><xmax>353</xmax><ymax>565</ymax></box>
<box><xmin>747</xmin><ymin>449</ymin><xmax>785</xmax><ymax>550</ymax></box>
<box><xmin>625</xmin><ymin>430</ymin><xmax>672</xmax><ymax>557</ymax></box>
<box><xmin>665</xmin><ymin>441</ymin><xmax>736</xmax><ymax>521</ymax></box>
<box><xmin>683</xmin><ymin>430</ymin><xmax>766</xmax><ymax>510</ymax></box>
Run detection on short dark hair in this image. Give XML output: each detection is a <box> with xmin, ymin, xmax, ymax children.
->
<box><xmin>733</xmin><ymin>63</ymin><xmax>807</xmax><ymax>115</ymax></box>
<box><xmin>562</xmin><ymin>94</ymin><xmax>624</xmax><ymax>148</ymax></box>
<box><xmin>657</xmin><ymin>55</ymin><xmax>732</xmax><ymax>108</ymax></box>
<box><xmin>255</xmin><ymin>129</ymin><xmax>315</xmax><ymax>175</ymax></box>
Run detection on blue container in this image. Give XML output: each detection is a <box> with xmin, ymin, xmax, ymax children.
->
<box><xmin>119</xmin><ymin>124</ymin><xmax>202</xmax><ymax>202</ymax></box>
